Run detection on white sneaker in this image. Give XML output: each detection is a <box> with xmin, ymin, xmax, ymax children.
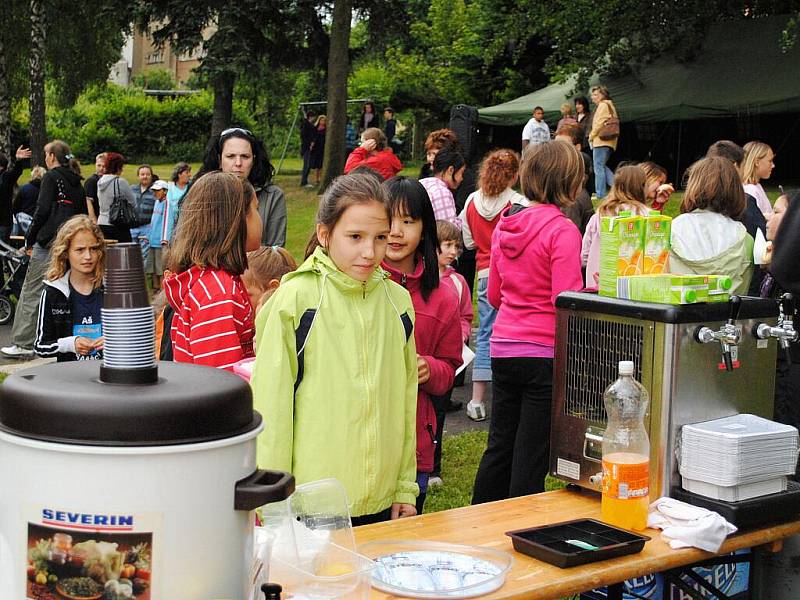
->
<box><xmin>428</xmin><ymin>476</ymin><xmax>444</xmax><ymax>488</ymax></box>
<box><xmin>466</xmin><ymin>401</ymin><xmax>486</xmax><ymax>422</ymax></box>
<box><xmin>1</xmin><ymin>344</ymin><xmax>34</xmax><ymax>358</ymax></box>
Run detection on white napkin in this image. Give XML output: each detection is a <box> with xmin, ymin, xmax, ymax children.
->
<box><xmin>647</xmin><ymin>497</ymin><xmax>737</xmax><ymax>552</ymax></box>
<box><xmin>456</xmin><ymin>344</ymin><xmax>475</xmax><ymax>376</ymax></box>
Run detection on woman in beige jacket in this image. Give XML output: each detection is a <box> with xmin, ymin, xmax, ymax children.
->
<box><xmin>589</xmin><ymin>85</ymin><xmax>619</xmax><ymax>199</ymax></box>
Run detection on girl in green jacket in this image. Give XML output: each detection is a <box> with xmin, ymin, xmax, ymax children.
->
<box><xmin>251</xmin><ymin>173</ymin><xmax>419</xmax><ymax>524</ymax></box>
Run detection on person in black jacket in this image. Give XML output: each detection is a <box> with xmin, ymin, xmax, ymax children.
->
<box><xmin>34</xmin><ymin>215</ymin><xmax>105</xmax><ymax>362</ymax></box>
<box><xmin>299</xmin><ymin>109</ymin><xmax>316</xmax><ymax>187</ymax></box>
<box><xmin>2</xmin><ymin>140</ymin><xmax>88</xmax><ymax>358</ymax></box>
<box><xmin>83</xmin><ymin>152</ymin><xmax>106</xmax><ymax>222</ymax></box>
<box><xmin>0</xmin><ymin>145</ymin><xmax>32</xmax><ymax>241</ymax></box>
<box><xmin>12</xmin><ymin>166</ymin><xmax>45</xmax><ymax>235</ymax></box>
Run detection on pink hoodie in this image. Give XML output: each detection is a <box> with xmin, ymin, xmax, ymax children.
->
<box><xmin>488</xmin><ymin>203</ymin><xmax>583</xmax><ymax>349</ymax></box>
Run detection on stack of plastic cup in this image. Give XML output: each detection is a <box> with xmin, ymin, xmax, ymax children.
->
<box><xmin>100</xmin><ymin>243</ymin><xmax>158</xmax><ymax>384</ymax></box>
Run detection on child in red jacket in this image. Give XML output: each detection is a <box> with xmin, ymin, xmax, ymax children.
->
<box><xmin>382</xmin><ymin>177</ymin><xmax>463</xmax><ymax>514</ymax></box>
<box><xmin>472</xmin><ymin>141</ymin><xmax>584</xmax><ymax>503</ymax></box>
<box><xmin>163</xmin><ymin>172</ymin><xmax>263</xmax><ymax>371</ymax></box>
<box><xmin>344</xmin><ymin>127</ymin><xmax>403</xmax><ymax>180</ymax></box>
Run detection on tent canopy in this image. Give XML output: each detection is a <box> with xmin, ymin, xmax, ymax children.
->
<box><xmin>478</xmin><ymin>16</ymin><xmax>800</xmax><ymax>126</ymax></box>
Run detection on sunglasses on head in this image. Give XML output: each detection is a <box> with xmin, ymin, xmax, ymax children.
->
<box><xmin>220</xmin><ymin>127</ymin><xmax>254</xmax><ymax>139</ymax></box>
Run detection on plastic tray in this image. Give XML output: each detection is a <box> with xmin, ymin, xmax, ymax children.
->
<box><xmin>359</xmin><ymin>539</ymin><xmax>513</xmax><ymax>599</ymax></box>
<box><xmin>505</xmin><ymin>518</ymin><xmax>650</xmax><ymax>568</ymax></box>
<box><xmin>671</xmin><ymin>480</ymin><xmax>800</xmax><ymax>529</ymax></box>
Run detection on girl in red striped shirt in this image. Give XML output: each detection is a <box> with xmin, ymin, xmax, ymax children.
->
<box><xmin>163</xmin><ymin>172</ymin><xmax>263</xmax><ymax>370</ymax></box>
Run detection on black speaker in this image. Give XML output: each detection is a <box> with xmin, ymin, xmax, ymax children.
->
<box><xmin>448</xmin><ymin>104</ymin><xmax>480</xmax><ymax>164</ymax></box>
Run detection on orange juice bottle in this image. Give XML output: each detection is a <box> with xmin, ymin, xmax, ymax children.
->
<box><xmin>601</xmin><ymin>361</ymin><xmax>650</xmax><ymax>530</ymax></box>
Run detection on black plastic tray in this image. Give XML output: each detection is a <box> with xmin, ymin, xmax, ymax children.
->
<box><xmin>671</xmin><ymin>481</ymin><xmax>800</xmax><ymax>529</ymax></box>
<box><xmin>505</xmin><ymin>518</ymin><xmax>650</xmax><ymax>568</ymax></box>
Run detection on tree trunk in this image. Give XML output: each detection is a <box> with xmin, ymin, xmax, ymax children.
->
<box><xmin>0</xmin><ymin>37</ymin><xmax>11</xmax><ymax>156</ymax></box>
<box><xmin>29</xmin><ymin>0</ymin><xmax>46</xmax><ymax>167</ymax></box>
<box><xmin>210</xmin><ymin>71</ymin><xmax>235</xmax><ymax>137</ymax></box>
<box><xmin>320</xmin><ymin>0</ymin><xmax>352</xmax><ymax>190</ymax></box>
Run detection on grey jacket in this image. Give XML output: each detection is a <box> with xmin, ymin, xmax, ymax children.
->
<box><xmin>97</xmin><ymin>174</ymin><xmax>136</xmax><ymax>226</ymax></box>
<box><xmin>257</xmin><ymin>184</ymin><xmax>287</xmax><ymax>247</ymax></box>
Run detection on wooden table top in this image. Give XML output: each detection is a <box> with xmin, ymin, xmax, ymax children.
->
<box><xmin>354</xmin><ymin>487</ymin><xmax>800</xmax><ymax>599</ymax></box>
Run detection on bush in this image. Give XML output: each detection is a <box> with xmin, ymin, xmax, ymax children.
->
<box><xmin>42</xmin><ymin>83</ymin><xmax>255</xmax><ymax>163</ymax></box>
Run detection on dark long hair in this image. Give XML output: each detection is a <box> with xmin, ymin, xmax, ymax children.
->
<box><xmin>384</xmin><ymin>176</ymin><xmax>439</xmax><ymax>301</ymax></box>
<box><xmin>196</xmin><ymin>129</ymin><xmax>275</xmax><ymax>188</ymax></box>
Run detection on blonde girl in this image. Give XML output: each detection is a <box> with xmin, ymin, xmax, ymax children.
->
<box><xmin>241</xmin><ymin>245</ymin><xmax>298</xmax><ymax>311</ymax></box>
<box><xmin>251</xmin><ymin>173</ymin><xmax>419</xmax><ymax>525</ymax></box>
<box><xmin>581</xmin><ymin>165</ymin><xmax>649</xmax><ymax>287</ymax></box>
<box><xmin>640</xmin><ymin>161</ymin><xmax>673</xmax><ymax>211</ymax></box>
<box><xmin>34</xmin><ymin>215</ymin><xmax>105</xmax><ymax>362</ymax></box>
<box><xmin>741</xmin><ymin>141</ymin><xmax>775</xmax><ymax>218</ymax></box>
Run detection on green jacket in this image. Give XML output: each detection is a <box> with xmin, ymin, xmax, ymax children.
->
<box><xmin>669</xmin><ymin>210</ymin><xmax>754</xmax><ymax>295</ymax></box>
<box><xmin>251</xmin><ymin>247</ymin><xmax>419</xmax><ymax>516</ymax></box>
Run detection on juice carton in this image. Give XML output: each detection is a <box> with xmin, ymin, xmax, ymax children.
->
<box><xmin>616</xmin><ymin>274</ymin><xmax>709</xmax><ymax>304</ymax></box>
<box><xmin>599</xmin><ymin>211</ymin><xmax>644</xmax><ymax>297</ymax></box>
<box><xmin>642</xmin><ymin>211</ymin><xmax>671</xmax><ymax>275</ymax></box>
<box><xmin>707</xmin><ymin>275</ymin><xmax>733</xmax><ymax>303</ymax></box>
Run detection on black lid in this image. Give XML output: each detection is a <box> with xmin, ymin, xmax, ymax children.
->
<box><xmin>556</xmin><ymin>291</ymin><xmax>778</xmax><ymax>324</ymax></box>
<box><xmin>0</xmin><ymin>361</ymin><xmax>260</xmax><ymax>446</ymax></box>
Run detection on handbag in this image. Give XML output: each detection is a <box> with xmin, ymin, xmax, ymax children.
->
<box><xmin>597</xmin><ymin>101</ymin><xmax>620</xmax><ymax>141</ymax></box>
<box><xmin>109</xmin><ymin>177</ymin><xmax>137</xmax><ymax>228</ymax></box>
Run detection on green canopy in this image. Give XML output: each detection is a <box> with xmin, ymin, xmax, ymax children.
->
<box><xmin>478</xmin><ymin>16</ymin><xmax>800</xmax><ymax>126</ymax></box>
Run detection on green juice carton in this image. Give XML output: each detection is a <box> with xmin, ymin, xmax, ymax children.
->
<box><xmin>616</xmin><ymin>274</ymin><xmax>710</xmax><ymax>304</ymax></box>
<box><xmin>707</xmin><ymin>275</ymin><xmax>733</xmax><ymax>302</ymax></box>
<box><xmin>642</xmin><ymin>211</ymin><xmax>671</xmax><ymax>274</ymax></box>
<box><xmin>599</xmin><ymin>211</ymin><xmax>645</xmax><ymax>297</ymax></box>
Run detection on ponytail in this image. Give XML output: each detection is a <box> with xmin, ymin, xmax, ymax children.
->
<box><xmin>45</xmin><ymin>140</ymin><xmax>81</xmax><ymax>177</ymax></box>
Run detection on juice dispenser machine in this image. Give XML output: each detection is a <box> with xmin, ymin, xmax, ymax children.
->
<box><xmin>549</xmin><ymin>292</ymin><xmax>791</xmax><ymax>499</ymax></box>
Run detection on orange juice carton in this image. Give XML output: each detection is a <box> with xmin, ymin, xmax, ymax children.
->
<box><xmin>616</xmin><ymin>274</ymin><xmax>709</xmax><ymax>304</ymax></box>
<box><xmin>642</xmin><ymin>211</ymin><xmax>671</xmax><ymax>274</ymax></box>
<box><xmin>599</xmin><ymin>211</ymin><xmax>644</xmax><ymax>297</ymax></box>
<box><xmin>707</xmin><ymin>275</ymin><xmax>733</xmax><ymax>303</ymax></box>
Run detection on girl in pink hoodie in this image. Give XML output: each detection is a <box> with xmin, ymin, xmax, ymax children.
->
<box><xmin>472</xmin><ymin>141</ymin><xmax>584</xmax><ymax>503</ymax></box>
<box><xmin>382</xmin><ymin>176</ymin><xmax>463</xmax><ymax>514</ymax></box>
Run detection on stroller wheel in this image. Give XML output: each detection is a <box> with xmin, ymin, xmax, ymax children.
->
<box><xmin>0</xmin><ymin>295</ymin><xmax>13</xmax><ymax>326</ymax></box>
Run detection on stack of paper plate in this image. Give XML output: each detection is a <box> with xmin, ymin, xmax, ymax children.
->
<box><xmin>680</xmin><ymin>414</ymin><xmax>798</xmax><ymax>501</ymax></box>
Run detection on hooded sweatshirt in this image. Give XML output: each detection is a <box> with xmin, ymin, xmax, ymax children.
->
<box><xmin>163</xmin><ymin>266</ymin><xmax>255</xmax><ymax>371</ymax></box>
<box><xmin>383</xmin><ymin>258</ymin><xmax>463</xmax><ymax>473</ymax></box>
<box><xmin>252</xmin><ymin>247</ymin><xmax>419</xmax><ymax>516</ymax></box>
<box><xmin>97</xmin><ymin>173</ymin><xmax>136</xmax><ymax>227</ymax></box>
<box><xmin>670</xmin><ymin>210</ymin><xmax>754</xmax><ymax>295</ymax></box>
<box><xmin>26</xmin><ymin>166</ymin><xmax>87</xmax><ymax>249</ymax></box>
<box><xmin>489</xmin><ymin>203</ymin><xmax>583</xmax><ymax>350</ymax></box>
<box><xmin>460</xmin><ymin>188</ymin><xmax>527</xmax><ymax>276</ymax></box>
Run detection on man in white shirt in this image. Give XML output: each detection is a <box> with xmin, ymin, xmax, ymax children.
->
<box><xmin>521</xmin><ymin>106</ymin><xmax>550</xmax><ymax>151</ymax></box>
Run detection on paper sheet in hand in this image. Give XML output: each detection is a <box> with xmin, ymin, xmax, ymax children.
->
<box><xmin>456</xmin><ymin>345</ymin><xmax>475</xmax><ymax>376</ymax></box>
<box><xmin>753</xmin><ymin>228</ymin><xmax>770</xmax><ymax>265</ymax></box>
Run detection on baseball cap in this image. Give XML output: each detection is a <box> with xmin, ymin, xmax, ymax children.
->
<box><xmin>151</xmin><ymin>180</ymin><xmax>169</xmax><ymax>191</ymax></box>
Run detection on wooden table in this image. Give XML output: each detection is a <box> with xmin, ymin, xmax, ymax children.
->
<box><xmin>355</xmin><ymin>487</ymin><xmax>800</xmax><ymax>599</ymax></box>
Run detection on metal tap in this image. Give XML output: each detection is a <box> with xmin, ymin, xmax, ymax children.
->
<box><xmin>695</xmin><ymin>296</ymin><xmax>742</xmax><ymax>371</ymax></box>
<box><xmin>755</xmin><ymin>293</ymin><xmax>798</xmax><ymax>364</ymax></box>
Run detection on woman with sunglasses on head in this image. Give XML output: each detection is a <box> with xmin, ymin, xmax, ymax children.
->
<box><xmin>196</xmin><ymin>127</ymin><xmax>287</xmax><ymax>247</ymax></box>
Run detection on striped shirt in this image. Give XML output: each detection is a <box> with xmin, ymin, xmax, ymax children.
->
<box><xmin>163</xmin><ymin>266</ymin><xmax>255</xmax><ymax>371</ymax></box>
<box><xmin>419</xmin><ymin>177</ymin><xmax>461</xmax><ymax>229</ymax></box>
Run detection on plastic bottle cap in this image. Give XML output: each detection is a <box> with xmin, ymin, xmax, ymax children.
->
<box><xmin>619</xmin><ymin>360</ymin><xmax>634</xmax><ymax>375</ymax></box>
<box><xmin>719</xmin><ymin>276</ymin><xmax>732</xmax><ymax>290</ymax></box>
<box><xmin>685</xmin><ymin>289</ymin><xmax>697</xmax><ymax>303</ymax></box>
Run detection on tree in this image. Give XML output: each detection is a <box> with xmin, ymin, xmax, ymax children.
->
<box><xmin>135</xmin><ymin>1</ymin><xmax>328</xmax><ymax>136</ymax></box>
<box><xmin>29</xmin><ymin>0</ymin><xmax>46</xmax><ymax>166</ymax></box>
<box><xmin>320</xmin><ymin>0</ymin><xmax>353</xmax><ymax>189</ymax></box>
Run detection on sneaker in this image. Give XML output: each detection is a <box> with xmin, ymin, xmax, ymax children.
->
<box><xmin>428</xmin><ymin>476</ymin><xmax>444</xmax><ymax>489</ymax></box>
<box><xmin>303</xmin><ymin>183</ymin><xmax>315</xmax><ymax>188</ymax></box>
<box><xmin>466</xmin><ymin>401</ymin><xmax>486</xmax><ymax>422</ymax></box>
<box><xmin>1</xmin><ymin>344</ymin><xmax>34</xmax><ymax>358</ymax></box>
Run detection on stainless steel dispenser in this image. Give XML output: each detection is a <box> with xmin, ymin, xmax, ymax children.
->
<box><xmin>549</xmin><ymin>292</ymin><xmax>780</xmax><ymax>499</ymax></box>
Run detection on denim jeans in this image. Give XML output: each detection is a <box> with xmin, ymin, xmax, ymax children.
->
<box><xmin>473</xmin><ymin>276</ymin><xmax>497</xmax><ymax>382</ymax></box>
<box><xmin>472</xmin><ymin>357</ymin><xmax>554</xmax><ymax>503</ymax></box>
<box><xmin>300</xmin><ymin>150</ymin><xmax>313</xmax><ymax>186</ymax></box>
<box><xmin>593</xmin><ymin>146</ymin><xmax>615</xmax><ymax>198</ymax></box>
<box><xmin>129</xmin><ymin>224</ymin><xmax>151</xmax><ymax>264</ymax></box>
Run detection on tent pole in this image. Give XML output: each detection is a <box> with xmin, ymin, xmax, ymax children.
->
<box><xmin>276</xmin><ymin>106</ymin><xmax>301</xmax><ymax>176</ymax></box>
<box><xmin>675</xmin><ymin>121</ymin><xmax>683</xmax><ymax>183</ymax></box>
